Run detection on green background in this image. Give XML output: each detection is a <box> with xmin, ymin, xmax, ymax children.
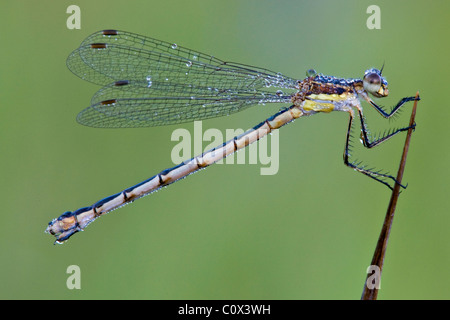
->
<box><xmin>1</xmin><ymin>0</ymin><xmax>449</xmax><ymax>299</ymax></box>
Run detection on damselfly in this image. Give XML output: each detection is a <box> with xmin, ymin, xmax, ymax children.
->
<box><xmin>46</xmin><ymin>30</ymin><xmax>419</xmax><ymax>243</ymax></box>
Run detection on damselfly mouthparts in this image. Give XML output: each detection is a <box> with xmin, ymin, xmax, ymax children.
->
<box><xmin>46</xmin><ymin>30</ymin><xmax>419</xmax><ymax>243</ymax></box>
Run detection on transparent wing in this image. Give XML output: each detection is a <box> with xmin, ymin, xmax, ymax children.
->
<box><xmin>77</xmin><ymin>80</ymin><xmax>292</xmax><ymax>127</ymax></box>
<box><xmin>68</xmin><ymin>29</ymin><xmax>298</xmax><ymax>127</ymax></box>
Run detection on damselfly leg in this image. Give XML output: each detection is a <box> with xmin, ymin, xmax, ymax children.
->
<box><xmin>343</xmin><ymin>102</ymin><xmax>417</xmax><ymax>190</ymax></box>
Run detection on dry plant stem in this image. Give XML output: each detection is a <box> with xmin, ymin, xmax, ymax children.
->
<box><xmin>360</xmin><ymin>91</ymin><xmax>419</xmax><ymax>300</ymax></box>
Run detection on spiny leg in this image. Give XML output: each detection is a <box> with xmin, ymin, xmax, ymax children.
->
<box><xmin>362</xmin><ymin>94</ymin><xmax>420</xmax><ymax>119</ymax></box>
<box><xmin>357</xmin><ymin>108</ymin><xmax>416</xmax><ymax>149</ymax></box>
<box><xmin>342</xmin><ymin>111</ymin><xmax>406</xmax><ymax>190</ymax></box>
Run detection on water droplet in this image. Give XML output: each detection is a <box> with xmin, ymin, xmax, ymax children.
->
<box><xmin>192</xmin><ymin>55</ymin><xmax>198</xmax><ymax>60</ymax></box>
<box><xmin>171</xmin><ymin>43</ymin><xmax>177</xmax><ymax>49</ymax></box>
<box><xmin>146</xmin><ymin>76</ymin><xmax>152</xmax><ymax>87</ymax></box>
<box><xmin>276</xmin><ymin>90</ymin><xmax>284</xmax><ymax>96</ymax></box>
<box><xmin>306</xmin><ymin>69</ymin><xmax>317</xmax><ymax>77</ymax></box>
<box><xmin>186</xmin><ymin>61</ymin><xmax>192</xmax><ymax>67</ymax></box>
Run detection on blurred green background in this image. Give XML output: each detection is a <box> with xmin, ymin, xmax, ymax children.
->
<box><xmin>1</xmin><ymin>0</ymin><xmax>449</xmax><ymax>299</ymax></box>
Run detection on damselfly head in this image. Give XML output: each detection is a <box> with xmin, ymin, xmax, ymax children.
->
<box><xmin>363</xmin><ymin>68</ymin><xmax>389</xmax><ymax>98</ymax></box>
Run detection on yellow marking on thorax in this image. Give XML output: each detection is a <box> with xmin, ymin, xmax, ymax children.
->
<box><xmin>302</xmin><ymin>92</ymin><xmax>354</xmax><ymax>113</ymax></box>
<box><xmin>302</xmin><ymin>100</ymin><xmax>335</xmax><ymax>113</ymax></box>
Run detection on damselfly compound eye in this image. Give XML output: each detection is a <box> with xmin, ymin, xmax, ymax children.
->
<box><xmin>363</xmin><ymin>71</ymin><xmax>382</xmax><ymax>95</ymax></box>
